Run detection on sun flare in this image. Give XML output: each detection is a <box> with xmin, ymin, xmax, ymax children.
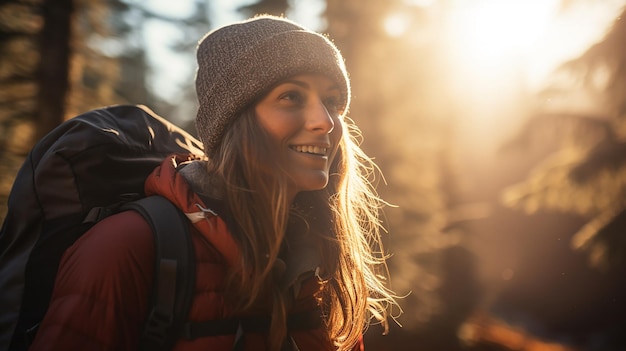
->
<box><xmin>447</xmin><ymin>0</ymin><xmax>557</xmax><ymax>69</ymax></box>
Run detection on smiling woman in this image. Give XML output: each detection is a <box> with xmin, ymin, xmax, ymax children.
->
<box><xmin>27</xmin><ymin>14</ymin><xmax>398</xmax><ymax>351</ymax></box>
<box><xmin>254</xmin><ymin>74</ymin><xmax>343</xmax><ymax>199</ymax></box>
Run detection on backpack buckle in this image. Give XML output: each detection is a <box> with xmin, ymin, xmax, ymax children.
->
<box><xmin>142</xmin><ymin>306</ymin><xmax>174</xmax><ymax>345</ymax></box>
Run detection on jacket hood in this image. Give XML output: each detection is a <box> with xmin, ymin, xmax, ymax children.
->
<box><xmin>144</xmin><ymin>154</ymin><xmax>241</xmax><ymax>268</ymax></box>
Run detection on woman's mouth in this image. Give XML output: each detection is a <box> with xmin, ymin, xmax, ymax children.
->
<box><xmin>291</xmin><ymin>145</ymin><xmax>328</xmax><ymax>156</ymax></box>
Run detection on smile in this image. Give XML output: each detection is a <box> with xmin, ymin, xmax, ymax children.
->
<box><xmin>291</xmin><ymin>145</ymin><xmax>328</xmax><ymax>156</ymax></box>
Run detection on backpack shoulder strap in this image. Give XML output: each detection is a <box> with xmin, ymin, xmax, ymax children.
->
<box><xmin>122</xmin><ymin>196</ymin><xmax>195</xmax><ymax>351</ymax></box>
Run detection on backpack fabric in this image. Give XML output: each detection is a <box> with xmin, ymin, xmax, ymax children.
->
<box><xmin>0</xmin><ymin>105</ymin><xmax>203</xmax><ymax>351</ymax></box>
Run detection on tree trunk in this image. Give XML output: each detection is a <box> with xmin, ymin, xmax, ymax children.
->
<box><xmin>36</xmin><ymin>0</ymin><xmax>74</xmax><ymax>140</ymax></box>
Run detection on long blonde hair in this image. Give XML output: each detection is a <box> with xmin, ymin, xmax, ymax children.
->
<box><xmin>206</xmin><ymin>107</ymin><xmax>397</xmax><ymax>350</ymax></box>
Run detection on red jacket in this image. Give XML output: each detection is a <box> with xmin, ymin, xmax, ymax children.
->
<box><xmin>30</xmin><ymin>156</ymin><xmax>363</xmax><ymax>351</ymax></box>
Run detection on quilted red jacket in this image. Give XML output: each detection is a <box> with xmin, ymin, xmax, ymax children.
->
<box><xmin>29</xmin><ymin>156</ymin><xmax>363</xmax><ymax>351</ymax></box>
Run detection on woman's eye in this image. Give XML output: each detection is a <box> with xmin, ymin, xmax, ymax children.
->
<box><xmin>280</xmin><ymin>91</ymin><xmax>303</xmax><ymax>103</ymax></box>
<box><xmin>324</xmin><ymin>96</ymin><xmax>341</xmax><ymax>112</ymax></box>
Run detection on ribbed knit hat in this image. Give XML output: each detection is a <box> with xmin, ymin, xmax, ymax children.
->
<box><xmin>195</xmin><ymin>15</ymin><xmax>351</xmax><ymax>154</ymax></box>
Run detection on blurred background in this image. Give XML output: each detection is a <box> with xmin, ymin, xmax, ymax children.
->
<box><xmin>2</xmin><ymin>0</ymin><xmax>626</xmax><ymax>350</ymax></box>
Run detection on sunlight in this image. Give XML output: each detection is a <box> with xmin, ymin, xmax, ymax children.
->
<box><xmin>436</xmin><ymin>0</ymin><xmax>561</xmax><ymax>149</ymax></box>
<box><xmin>384</xmin><ymin>12</ymin><xmax>412</xmax><ymax>37</ymax></box>
<box><xmin>404</xmin><ymin>0</ymin><xmax>435</xmax><ymax>7</ymax></box>
<box><xmin>447</xmin><ymin>0</ymin><xmax>557</xmax><ymax>69</ymax></box>
<box><xmin>431</xmin><ymin>0</ymin><xmax>626</xmax><ymax>152</ymax></box>
<box><xmin>443</xmin><ymin>0</ymin><xmax>626</xmax><ymax>90</ymax></box>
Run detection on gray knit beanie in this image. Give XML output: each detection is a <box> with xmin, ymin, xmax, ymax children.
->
<box><xmin>195</xmin><ymin>15</ymin><xmax>351</xmax><ymax>154</ymax></box>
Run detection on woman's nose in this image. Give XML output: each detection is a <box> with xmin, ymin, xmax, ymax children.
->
<box><xmin>306</xmin><ymin>99</ymin><xmax>334</xmax><ymax>133</ymax></box>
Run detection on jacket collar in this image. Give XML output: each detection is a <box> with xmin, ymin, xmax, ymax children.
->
<box><xmin>144</xmin><ymin>155</ymin><xmax>241</xmax><ymax>268</ymax></box>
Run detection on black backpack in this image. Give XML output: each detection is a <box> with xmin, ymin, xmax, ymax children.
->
<box><xmin>0</xmin><ymin>105</ymin><xmax>201</xmax><ymax>351</ymax></box>
<box><xmin>0</xmin><ymin>104</ymin><xmax>323</xmax><ymax>351</ymax></box>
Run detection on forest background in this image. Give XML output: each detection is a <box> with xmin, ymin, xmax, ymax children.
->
<box><xmin>2</xmin><ymin>0</ymin><xmax>626</xmax><ymax>350</ymax></box>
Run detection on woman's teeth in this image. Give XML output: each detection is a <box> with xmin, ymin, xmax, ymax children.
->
<box><xmin>293</xmin><ymin>145</ymin><xmax>327</xmax><ymax>155</ymax></box>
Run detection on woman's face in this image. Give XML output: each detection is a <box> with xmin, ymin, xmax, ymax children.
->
<box><xmin>254</xmin><ymin>73</ymin><xmax>344</xmax><ymax>196</ymax></box>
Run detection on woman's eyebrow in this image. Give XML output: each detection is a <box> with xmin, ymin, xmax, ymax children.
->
<box><xmin>281</xmin><ymin>79</ymin><xmax>309</xmax><ymax>89</ymax></box>
<box><xmin>326</xmin><ymin>85</ymin><xmax>340</xmax><ymax>93</ymax></box>
<box><xmin>280</xmin><ymin>79</ymin><xmax>339</xmax><ymax>93</ymax></box>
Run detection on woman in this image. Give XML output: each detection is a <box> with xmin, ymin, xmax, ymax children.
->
<box><xmin>30</xmin><ymin>15</ymin><xmax>397</xmax><ymax>351</ymax></box>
